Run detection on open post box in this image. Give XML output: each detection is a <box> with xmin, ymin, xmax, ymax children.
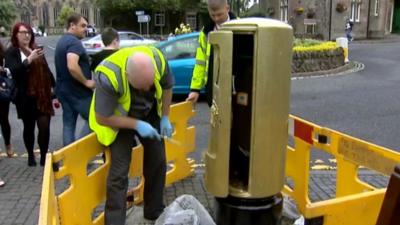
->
<box><xmin>204</xmin><ymin>18</ymin><xmax>293</xmax><ymax>225</ymax></box>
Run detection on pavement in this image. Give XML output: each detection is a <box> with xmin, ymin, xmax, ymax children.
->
<box><xmin>0</xmin><ymin>34</ymin><xmax>399</xmax><ymax>225</ymax></box>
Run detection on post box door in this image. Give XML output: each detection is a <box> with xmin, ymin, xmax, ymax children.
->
<box><xmin>204</xmin><ymin>31</ymin><xmax>233</xmax><ymax>197</ymax></box>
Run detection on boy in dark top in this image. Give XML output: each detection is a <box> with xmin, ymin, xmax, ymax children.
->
<box><xmin>345</xmin><ymin>18</ymin><xmax>354</xmax><ymax>42</ymax></box>
<box><xmin>90</xmin><ymin>27</ymin><xmax>120</xmax><ymax>71</ymax></box>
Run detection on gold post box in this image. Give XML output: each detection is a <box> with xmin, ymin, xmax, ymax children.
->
<box><xmin>204</xmin><ymin>18</ymin><xmax>293</xmax><ymax>225</ymax></box>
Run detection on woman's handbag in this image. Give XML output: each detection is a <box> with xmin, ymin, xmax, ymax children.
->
<box><xmin>0</xmin><ymin>71</ymin><xmax>16</xmax><ymax>102</ymax></box>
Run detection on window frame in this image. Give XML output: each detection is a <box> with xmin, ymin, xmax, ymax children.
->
<box><xmin>185</xmin><ymin>14</ymin><xmax>197</xmax><ymax>31</ymax></box>
<box><xmin>93</xmin><ymin>8</ymin><xmax>101</xmax><ymax>27</ymax></box>
<box><xmin>374</xmin><ymin>0</ymin><xmax>380</xmax><ymax>16</ymax></box>
<box><xmin>53</xmin><ymin>7</ymin><xmax>60</xmax><ymax>26</ymax></box>
<box><xmin>350</xmin><ymin>0</ymin><xmax>361</xmax><ymax>22</ymax></box>
<box><xmin>81</xmin><ymin>8</ymin><xmax>89</xmax><ymax>21</ymax></box>
<box><xmin>280</xmin><ymin>0</ymin><xmax>288</xmax><ymax>23</ymax></box>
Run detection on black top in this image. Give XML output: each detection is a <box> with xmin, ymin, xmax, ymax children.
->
<box><xmin>5</xmin><ymin>46</ymin><xmax>55</xmax><ymax>118</ymax></box>
<box><xmin>54</xmin><ymin>33</ymin><xmax>92</xmax><ymax>99</ymax></box>
<box><xmin>90</xmin><ymin>49</ymin><xmax>118</xmax><ymax>72</ymax></box>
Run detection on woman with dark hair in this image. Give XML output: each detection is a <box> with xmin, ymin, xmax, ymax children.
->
<box><xmin>0</xmin><ymin>41</ymin><xmax>15</xmax><ymax>158</ymax></box>
<box><xmin>5</xmin><ymin>22</ymin><xmax>56</xmax><ymax>166</ymax></box>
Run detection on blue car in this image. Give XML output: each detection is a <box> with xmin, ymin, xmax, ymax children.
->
<box><xmin>157</xmin><ymin>32</ymin><xmax>203</xmax><ymax>95</ymax></box>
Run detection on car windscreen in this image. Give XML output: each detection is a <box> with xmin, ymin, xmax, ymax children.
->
<box><xmin>161</xmin><ymin>36</ymin><xmax>198</xmax><ymax>60</ymax></box>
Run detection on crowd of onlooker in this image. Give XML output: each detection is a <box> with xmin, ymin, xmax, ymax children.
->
<box><xmin>0</xmin><ymin>12</ymin><xmax>172</xmax><ymax>223</ymax></box>
<box><xmin>1</xmin><ymin>1</ymin><xmax>228</xmax><ymax>223</ymax></box>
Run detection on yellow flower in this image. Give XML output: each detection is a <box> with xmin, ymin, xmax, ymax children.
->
<box><xmin>293</xmin><ymin>41</ymin><xmax>337</xmax><ymax>52</ymax></box>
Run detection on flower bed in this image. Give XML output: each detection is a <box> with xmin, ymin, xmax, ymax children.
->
<box><xmin>292</xmin><ymin>40</ymin><xmax>345</xmax><ymax>73</ymax></box>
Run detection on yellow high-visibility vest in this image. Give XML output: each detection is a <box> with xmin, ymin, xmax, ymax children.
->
<box><xmin>190</xmin><ymin>30</ymin><xmax>211</xmax><ymax>91</ymax></box>
<box><xmin>190</xmin><ymin>13</ymin><xmax>238</xmax><ymax>91</ymax></box>
<box><xmin>89</xmin><ymin>46</ymin><xmax>166</xmax><ymax>146</ymax></box>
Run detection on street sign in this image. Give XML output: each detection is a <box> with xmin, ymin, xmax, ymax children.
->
<box><xmin>138</xmin><ymin>15</ymin><xmax>150</xmax><ymax>23</ymax></box>
<box><xmin>135</xmin><ymin>11</ymin><xmax>144</xmax><ymax>16</ymax></box>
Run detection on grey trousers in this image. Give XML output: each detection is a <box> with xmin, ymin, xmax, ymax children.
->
<box><xmin>104</xmin><ymin>113</ymin><xmax>166</xmax><ymax>225</ymax></box>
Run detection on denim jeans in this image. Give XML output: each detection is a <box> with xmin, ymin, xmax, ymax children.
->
<box><xmin>58</xmin><ymin>93</ymin><xmax>92</xmax><ymax>146</ymax></box>
<box><xmin>345</xmin><ymin>29</ymin><xmax>353</xmax><ymax>41</ymax></box>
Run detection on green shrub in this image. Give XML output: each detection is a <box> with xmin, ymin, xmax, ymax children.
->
<box><xmin>293</xmin><ymin>38</ymin><xmax>323</xmax><ymax>47</ymax></box>
<box><xmin>56</xmin><ymin>5</ymin><xmax>75</xmax><ymax>27</ymax></box>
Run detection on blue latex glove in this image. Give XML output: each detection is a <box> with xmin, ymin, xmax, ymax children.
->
<box><xmin>160</xmin><ymin>116</ymin><xmax>173</xmax><ymax>138</ymax></box>
<box><xmin>135</xmin><ymin>120</ymin><xmax>160</xmax><ymax>140</ymax></box>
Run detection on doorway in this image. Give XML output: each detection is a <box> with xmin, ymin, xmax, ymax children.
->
<box><xmin>393</xmin><ymin>0</ymin><xmax>400</xmax><ymax>33</ymax></box>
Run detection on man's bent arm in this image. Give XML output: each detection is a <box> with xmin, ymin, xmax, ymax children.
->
<box><xmin>162</xmin><ymin>88</ymin><xmax>173</xmax><ymax>116</ymax></box>
<box><xmin>67</xmin><ymin>53</ymin><xmax>95</xmax><ymax>89</ymax></box>
<box><xmin>96</xmin><ymin>113</ymin><xmax>139</xmax><ymax>130</ymax></box>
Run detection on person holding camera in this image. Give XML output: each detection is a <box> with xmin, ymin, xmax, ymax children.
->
<box><xmin>5</xmin><ymin>23</ymin><xmax>56</xmax><ymax>166</ymax></box>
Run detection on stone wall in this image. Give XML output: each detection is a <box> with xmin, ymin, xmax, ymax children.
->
<box><xmin>292</xmin><ymin>47</ymin><xmax>345</xmax><ymax>73</ymax></box>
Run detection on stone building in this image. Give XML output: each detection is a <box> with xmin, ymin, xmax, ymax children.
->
<box><xmin>13</xmin><ymin>0</ymin><xmax>101</xmax><ymax>34</ymax></box>
<box><xmin>15</xmin><ymin>0</ymin><xmax>399</xmax><ymax>39</ymax></box>
<box><xmin>256</xmin><ymin>0</ymin><xmax>400</xmax><ymax>40</ymax></box>
<box><xmin>12</xmin><ymin>0</ymin><xmax>203</xmax><ymax>36</ymax></box>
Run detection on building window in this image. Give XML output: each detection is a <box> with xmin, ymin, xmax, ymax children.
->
<box><xmin>374</xmin><ymin>0</ymin><xmax>380</xmax><ymax>16</ymax></box>
<box><xmin>155</xmin><ymin>12</ymin><xmax>165</xmax><ymax>27</ymax></box>
<box><xmin>94</xmin><ymin>8</ymin><xmax>101</xmax><ymax>26</ymax></box>
<box><xmin>186</xmin><ymin>14</ymin><xmax>196</xmax><ymax>30</ymax></box>
<box><xmin>350</xmin><ymin>0</ymin><xmax>361</xmax><ymax>22</ymax></box>
<box><xmin>81</xmin><ymin>8</ymin><xmax>89</xmax><ymax>21</ymax></box>
<box><xmin>280</xmin><ymin>0</ymin><xmax>288</xmax><ymax>23</ymax></box>
<box><xmin>21</xmin><ymin>11</ymin><xmax>31</xmax><ymax>24</ymax></box>
<box><xmin>53</xmin><ymin>7</ymin><xmax>60</xmax><ymax>25</ymax></box>
<box><xmin>42</xmin><ymin>3</ymin><xmax>49</xmax><ymax>27</ymax></box>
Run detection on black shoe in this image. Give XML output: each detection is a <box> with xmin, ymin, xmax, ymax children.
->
<box><xmin>40</xmin><ymin>157</ymin><xmax>46</xmax><ymax>166</ymax></box>
<box><xmin>144</xmin><ymin>209</ymin><xmax>164</xmax><ymax>221</ymax></box>
<box><xmin>143</xmin><ymin>214</ymin><xmax>159</xmax><ymax>221</ymax></box>
<box><xmin>28</xmin><ymin>157</ymin><xmax>37</xmax><ymax>167</ymax></box>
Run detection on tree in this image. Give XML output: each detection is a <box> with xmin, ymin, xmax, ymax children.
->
<box><xmin>56</xmin><ymin>5</ymin><xmax>75</xmax><ymax>27</ymax></box>
<box><xmin>96</xmin><ymin>0</ymin><xmax>136</xmax><ymax>26</ymax></box>
<box><xmin>96</xmin><ymin>0</ymin><xmax>205</xmax><ymax>26</ymax></box>
<box><xmin>0</xmin><ymin>0</ymin><xmax>17</xmax><ymax>33</ymax></box>
<box><xmin>229</xmin><ymin>0</ymin><xmax>253</xmax><ymax>16</ymax></box>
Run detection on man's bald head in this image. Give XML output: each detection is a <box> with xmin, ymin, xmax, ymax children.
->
<box><xmin>126</xmin><ymin>52</ymin><xmax>155</xmax><ymax>91</ymax></box>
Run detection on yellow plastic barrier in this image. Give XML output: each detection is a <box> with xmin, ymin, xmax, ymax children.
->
<box><xmin>38</xmin><ymin>102</ymin><xmax>196</xmax><ymax>225</ymax></box>
<box><xmin>39</xmin><ymin>154</ymin><xmax>60</xmax><ymax>225</ymax></box>
<box><xmin>40</xmin><ymin>105</ymin><xmax>400</xmax><ymax>225</ymax></box>
<box><xmin>285</xmin><ymin>115</ymin><xmax>400</xmax><ymax>225</ymax></box>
